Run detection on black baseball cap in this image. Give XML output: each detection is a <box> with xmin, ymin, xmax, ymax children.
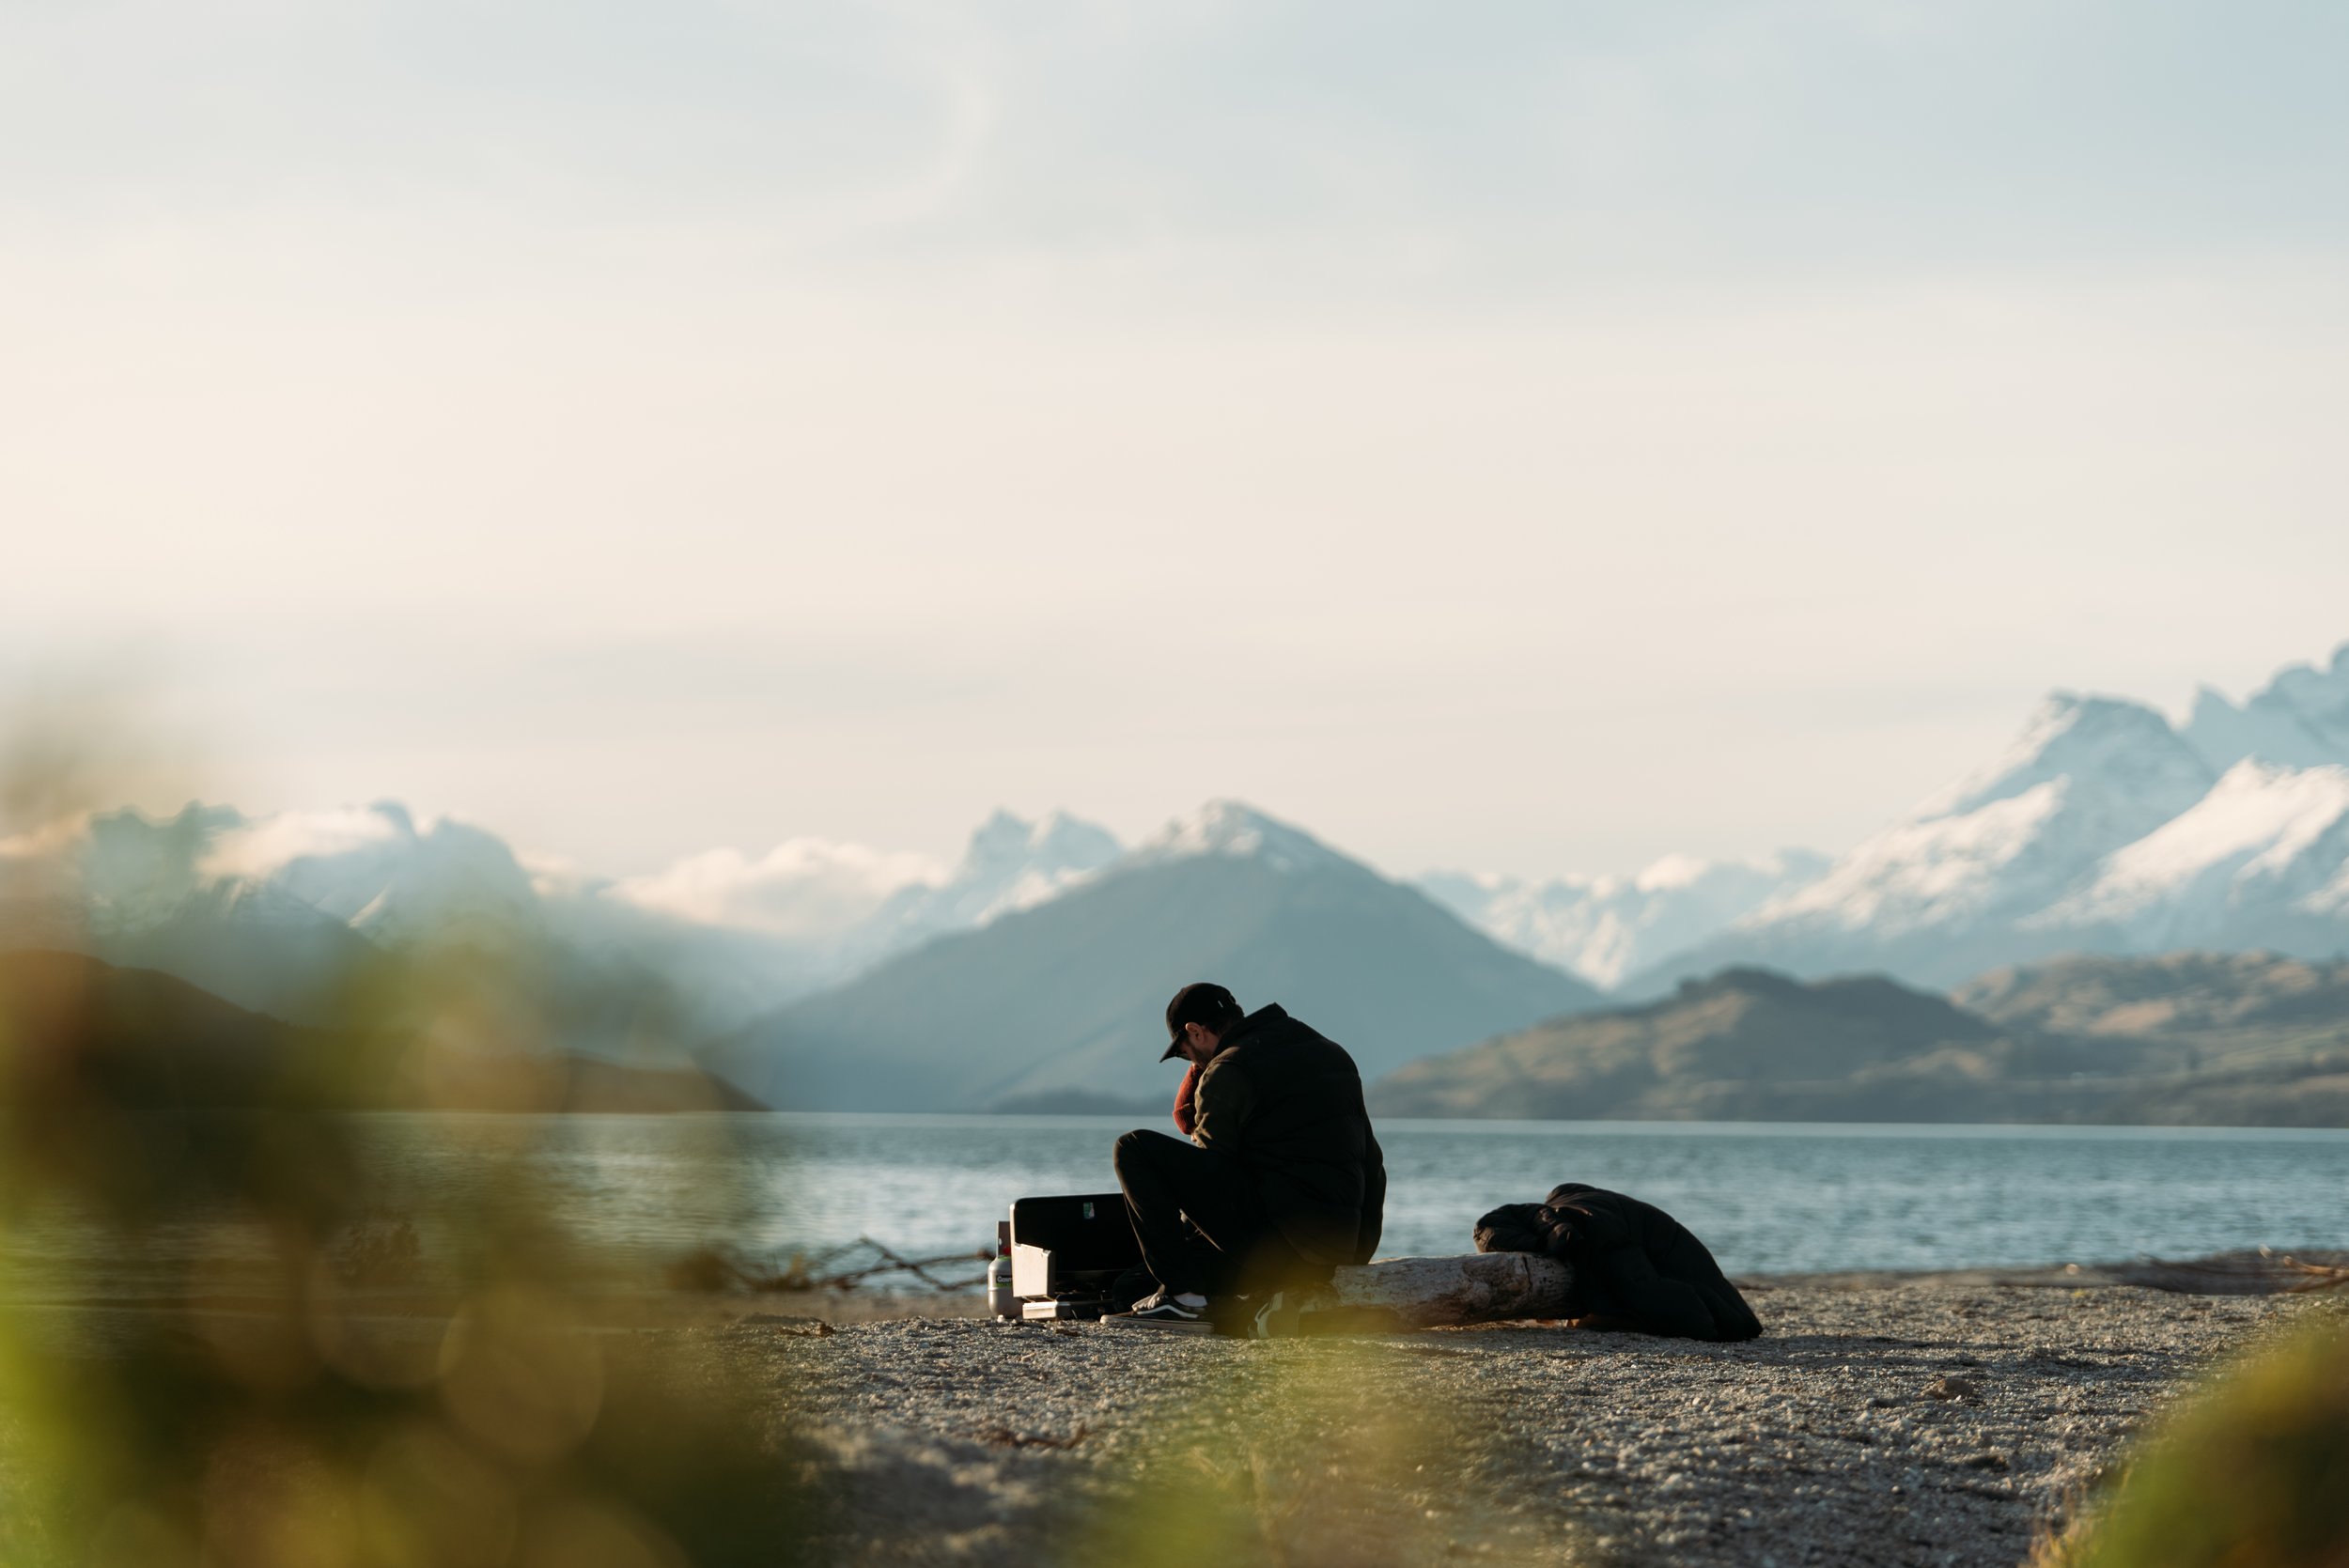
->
<box><xmin>1162</xmin><ymin>982</ymin><xmax>1244</xmax><ymax>1061</ymax></box>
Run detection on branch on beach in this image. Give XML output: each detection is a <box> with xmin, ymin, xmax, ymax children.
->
<box><xmin>669</xmin><ymin>1236</ymin><xmax>991</xmax><ymax>1295</ymax></box>
<box><xmin>2280</xmin><ymin>1259</ymin><xmax>2349</xmax><ymax>1293</ymax></box>
<box><xmin>2101</xmin><ymin>1248</ymin><xmax>2349</xmax><ymax>1296</ymax></box>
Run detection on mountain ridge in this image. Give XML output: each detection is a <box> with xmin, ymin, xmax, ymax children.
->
<box><xmin>1420</xmin><ymin>849</ymin><xmax>1831</xmax><ymax>988</ymax></box>
<box><xmin>7</xmin><ymin>638</ymin><xmax>2349</xmax><ymax>1059</ymax></box>
<box><xmin>1623</xmin><ymin>652</ymin><xmax>2349</xmax><ymax>993</ymax></box>
<box><xmin>1</xmin><ymin>800</ymin><xmax>1128</xmax><ymax>1043</ymax></box>
<box><xmin>712</xmin><ymin>800</ymin><xmax>1607</xmax><ymax>1111</ymax></box>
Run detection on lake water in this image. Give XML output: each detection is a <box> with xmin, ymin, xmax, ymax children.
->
<box><xmin>11</xmin><ymin>1113</ymin><xmax>2349</xmax><ymax>1300</ymax></box>
<box><xmin>374</xmin><ymin>1112</ymin><xmax>2349</xmax><ymax>1277</ymax></box>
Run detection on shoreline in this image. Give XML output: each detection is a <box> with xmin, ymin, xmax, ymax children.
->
<box><xmin>689</xmin><ymin>1244</ymin><xmax>2349</xmax><ymax>1324</ymax></box>
<box><xmin>736</xmin><ymin>1265</ymin><xmax>2347</xmax><ymax>1567</ymax></box>
<box><xmin>590</xmin><ymin>1109</ymin><xmax>2349</xmax><ymax>1131</ymax></box>
<box><xmin>14</xmin><ymin>1247</ymin><xmax>2345</xmax><ymax>1329</ymax></box>
<box><xmin>8</xmin><ymin>1255</ymin><xmax>2342</xmax><ymax>1563</ymax></box>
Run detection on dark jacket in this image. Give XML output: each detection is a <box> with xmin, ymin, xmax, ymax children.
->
<box><xmin>1192</xmin><ymin>1005</ymin><xmax>1386</xmax><ymax>1269</ymax></box>
<box><xmin>1475</xmin><ymin>1184</ymin><xmax>1761</xmax><ymax>1343</ymax></box>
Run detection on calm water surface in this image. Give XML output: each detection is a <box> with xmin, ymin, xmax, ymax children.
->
<box><xmin>11</xmin><ymin>1113</ymin><xmax>2348</xmax><ymax>1298</ymax></box>
<box><xmin>401</xmin><ymin>1112</ymin><xmax>2349</xmax><ymax>1276</ymax></box>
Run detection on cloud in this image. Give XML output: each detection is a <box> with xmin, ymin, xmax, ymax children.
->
<box><xmin>611</xmin><ymin>840</ymin><xmax>944</xmax><ymax>939</ymax></box>
<box><xmin>197</xmin><ymin>805</ymin><xmax>410</xmax><ymax>882</ymax></box>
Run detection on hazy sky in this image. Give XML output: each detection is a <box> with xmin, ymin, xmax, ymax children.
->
<box><xmin>6</xmin><ymin>0</ymin><xmax>2348</xmax><ymax>880</ymax></box>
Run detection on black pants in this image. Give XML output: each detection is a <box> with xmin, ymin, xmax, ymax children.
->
<box><xmin>1113</xmin><ymin>1129</ymin><xmax>1287</xmax><ymax>1298</ymax></box>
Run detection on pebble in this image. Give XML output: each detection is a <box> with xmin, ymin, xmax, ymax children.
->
<box><xmin>730</xmin><ymin>1275</ymin><xmax>2328</xmax><ymax>1566</ymax></box>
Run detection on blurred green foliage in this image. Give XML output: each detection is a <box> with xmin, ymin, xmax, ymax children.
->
<box><xmin>0</xmin><ymin>713</ymin><xmax>812</xmax><ymax>1566</ymax></box>
<box><xmin>0</xmin><ymin>933</ymin><xmax>813</xmax><ymax>1567</ymax></box>
<box><xmin>1077</xmin><ymin>1340</ymin><xmax>1592</xmax><ymax>1568</ymax></box>
<box><xmin>2036</xmin><ymin>1309</ymin><xmax>2349</xmax><ymax>1568</ymax></box>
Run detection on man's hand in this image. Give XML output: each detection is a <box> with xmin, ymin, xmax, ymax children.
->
<box><xmin>1172</xmin><ymin>1062</ymin><xmax>1202</xmax><ymax>1136</ymax></box>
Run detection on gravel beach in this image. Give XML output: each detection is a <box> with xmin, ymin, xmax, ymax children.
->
<box><xmin>727</xmin><ymin>1268</ymin><xmax>2341</xmax><ymax>1568</ymax></box>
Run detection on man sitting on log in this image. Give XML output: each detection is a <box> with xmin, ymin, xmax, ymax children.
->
<box><xmin>1105</xmin><ymin>983</ymin><xmax>1387</xmax><ymax>1329</ymax></box>
<box><xmin>1475</xmin><ymin>1184</ymin><xmax>1762</xmax><ymax>1342</ymax></box>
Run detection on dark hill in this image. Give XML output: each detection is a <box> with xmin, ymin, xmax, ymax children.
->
<box><xmin>0</xmin><ymin>950</ymin><xmax>763</xmax><ymax>1112</ymax></box>
<box><xmin>1373</xmin><ymin>956</ymin><xmax>2349</xmax><ymax>1126</ymax></box>
<box><xmin>1955</xmin><ymin>951</ymin><xmax>2349</xmax><ymax>1041</ymax></box>
<box><xmin>1944</xmin><ymin>951</ymin><xmax>2349</xmax><ymax>1125</ymax></box>
<box><xmin>0</xmin><ymin>947</ymin><xmax>332</xmax><ymax>1108</ymax></box>
<box><xmin>1369</xmin><ymin>966</ymin><xmax>2139</xmax><ymax>1122</ymax></box>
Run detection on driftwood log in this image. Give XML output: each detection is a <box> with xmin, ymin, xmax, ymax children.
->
<box><xmin>1311</xmin><ymin>1252</ymin><xmax>1574</xmax><ymax>1329</ymax></box>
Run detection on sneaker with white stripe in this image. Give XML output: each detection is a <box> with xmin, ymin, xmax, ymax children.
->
<box><xmin>1100</xmin><ymin>1290</ymin><xmax>1212</xmax><ymax>1330</ymax></box>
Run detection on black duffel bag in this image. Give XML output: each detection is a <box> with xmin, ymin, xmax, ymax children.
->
<box><xmin>1474</xmin><ymin>1183</ymin><xmax>1762</xmax><ymax>1343</ymax></box>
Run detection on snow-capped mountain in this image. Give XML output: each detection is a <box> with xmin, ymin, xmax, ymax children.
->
<box><xmin>1419</xmin><ymin>849</ymin><xmax>1830</xmax><ymax>988</ymax></box>
<box><xmin>840</xmin><ymin>809</ymin><xmax>1122</xmax><ymax>966</ymax></box>
<box><xmin>2184</xmin><ymin>644</ymin><xmax>2349</xmax><ymax>772</ymax></box>
<box><xmin>1</xmin><ymin>800</ymin><xmax>1128</xmax><ymax>1039</ymax></box>
<box><xmin>1627</xmin><ymin>644</ymin><xmax>2349</xmax><ymax>991</ymax></box>
<box><xmin>195</xmin><ymin>801</ymin><xmax>541</xmax><ymax>945</ymax></box>
<box><xmin>1119</xmin><ymin>798</ymin><xmax>1355</xmax><ymax>875</ymax></box>
<box><xmin>13</xmin><ymin>636</ymin><xmax>2349</xmax><ymax>1066</ymax></box>
<box><xmin>1749</xmin><ymin>694</ymin><xmax>2218</xmax><ymax>938</ymax></box>
<box><xmin>8</xmin><ymin>801</ymin><xmax>694</xmax><ymax>1040</ymax></box>
<box><xmin>52</xmin><ymin>800</ymin><xmax>545</xmax><ymax>955</ymax></box>
<box><xmin>2030</xmin><ymin>760</ymin><xmax>2349</xmax><ymax>949</ymax></box>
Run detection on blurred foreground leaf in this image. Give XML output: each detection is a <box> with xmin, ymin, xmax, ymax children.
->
<box><xmin>1076</xmin><ymin>1340</ymin><xmax>1595</xmax><ymax>1568</ymax></box>
<box><xmin>2035</xmin><ymin>1310</ymin><xmax>2349</xmax><ymax>1568</ymax></box>
<box><xmin>1</xmin><ymin>921</ymin><xmax>812</xmax><ymax>1565</ymax></box>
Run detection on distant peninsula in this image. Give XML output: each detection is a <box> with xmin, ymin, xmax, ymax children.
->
<box><xmin>1369</xmin><ymin>953</ymin><xmax>2349</xmax><ymax>1127</ymax></box>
